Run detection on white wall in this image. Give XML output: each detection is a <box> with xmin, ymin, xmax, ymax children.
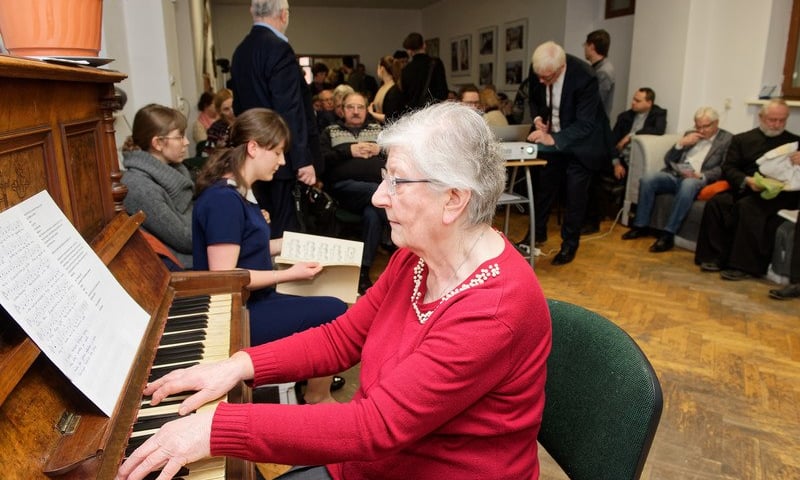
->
<box><xmin>631</xmin><ymin>0</ymin><xmax>795</xmax><ymax>134</ymax></box>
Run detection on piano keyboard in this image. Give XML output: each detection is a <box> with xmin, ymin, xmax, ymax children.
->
<box><xmin>125</xmin><ymin>294</ymin><xmax>233</xmax><ymax>479</ymax></box>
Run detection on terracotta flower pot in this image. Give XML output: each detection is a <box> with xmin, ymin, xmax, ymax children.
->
<box><xmin>0</xmin><ymin>0</ymin><xmax>103</xmax><ymax>57</ymax></box>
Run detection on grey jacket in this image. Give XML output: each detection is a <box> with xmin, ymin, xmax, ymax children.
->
<box><xmin>121</xmin><ymin>150</ymin><xmax>194</xmax><ymax>267</ymax></box>
<box><xmin>664</xmin><ymin>129</ymin><xmax>734</xmax><ymax>184</ymax></box>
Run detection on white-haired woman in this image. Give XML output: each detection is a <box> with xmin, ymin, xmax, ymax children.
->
<box><xmin>117</xmin><ymin>102</ymin><xmax>552</xmax><ymax>480</ymax></box>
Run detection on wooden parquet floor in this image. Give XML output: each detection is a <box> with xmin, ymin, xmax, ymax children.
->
<box><xmin>260</xmin><ymin>211</ymin><xmax>799</xmax><ymax>480</ymax></box>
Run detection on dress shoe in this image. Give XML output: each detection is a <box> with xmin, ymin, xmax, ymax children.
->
<box><xmin>580</xmin><ymin>223</ymin><xmax>600</xmax><ymax>235</ymax></box>
<box><xmin>769</xmin><ymin>284</ymin><xmax>800</xmax><ymax>300</ymax></box>
<box><xmin>699</xmin><ymin>262</ymin><xmax>721</xmax><ymax>272</ymax></box>
<box><xmin>649</xmin><ymin>234</ymin><xmax>674</xmax><ymax>253</ymax></box>
<box><xmin>551</xmin><ymin>247</ymin><xmax>576</xmax><ymax>265</ymax></box>
<box><xmin>621</xmin><ymin>227</ymin><xmax>648</xmax><ymax>240</ymax></box>
<box><xmin>331</xmin><ymin>375</ymin><xmax>346</xmax><ymax>391</ymax></box>
<box><xmin>720</xmin><ymin>269</ymin><xmax>752</xmax><ymax>281</ymax></box>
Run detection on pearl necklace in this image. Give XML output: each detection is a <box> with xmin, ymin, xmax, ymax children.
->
<box><xmin>410</xmin><ymin>231</ymin><xmax>501</xmax><ymax>324</ymax></box>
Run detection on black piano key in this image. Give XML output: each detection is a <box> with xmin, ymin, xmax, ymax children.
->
<box><xmin>167</xmin><ymin>305</ymin><xmax>212</xmax><ymax>317</ymax></box>
<box><xmin>144</xmin><ymin>468</ymin><xmax>188</xmax><ymax>480</ymax></box>
<box><xmin>134</xmin><ymin>412</ymin><xmax>182</xmax><ymax>432</ymax></box>
<box><xmin>125</xmin><ymin>435</ymin><xmax>149</xmax><ymax>456</ymax></box>
<box><xmin>163</xmin><ymin>315</ymin><xmax>208</xmax><ymax>332</ymax></box>
<box><xmin>149</xmin><ymin>361</ymin><xmax>200</xmax><ymax>382</ymax></box>
<box><xmin>155</xmin><ymin>342</ymin><xmax>204</xmax><ymax>357</ymax></box>
<box><xmin>153</xmin><ymin>349</ymin><xmax>204</xmax><ymax>365</ymax></box>
<box><xmin>140</xmin><ymin>394</ymin><xmax>192</xmax><ymax>409</ymax></box>
<box><xmin>170</xmin><ymin>295</ymin><xmax>210</xmax><ymax>309</ymax></box>
<box><xmin>157</xmin><ymin>330</ymin><xmax>206</xmax><ymax>346</ymax></box>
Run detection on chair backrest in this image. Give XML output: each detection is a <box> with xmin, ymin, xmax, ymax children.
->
<box><xmin>539</xmin><ymin>299</ymin><xmax>663</xmax><ymax>480</ymax></box>
<box><xmin>623</xmin><ymin>134</ymin><xmax>680</xmax><ymax>225</ymax></box>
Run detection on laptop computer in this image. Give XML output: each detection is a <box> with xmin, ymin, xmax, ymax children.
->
<box><xmin>490</xmin><ymin>124</ymin><xmax>531</xmax><ymax>142</ymax></box>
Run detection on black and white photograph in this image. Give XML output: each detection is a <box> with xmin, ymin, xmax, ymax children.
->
<box><xmin>504</xmin><ymin>19</ymin><xmax>526</xmax><ymax>52</ymax></box>
<box><xmin>477</xmin><ymin>25</ymin><xmax>498</xmax><ymax>85</ymax></box>
<box><xmin>505</xmin><ymin>60</ymin><xmax>523</xmax><ymax>86</ymax></box>
<box><xmin>479</xmin><ymin>62</ymin><xmax>494</xmax><ymax>86</ymax></box>
<box><xmin>450</xmin><ymin>34</ymin><xmax>471</xmax><ymax>76</ymax></box>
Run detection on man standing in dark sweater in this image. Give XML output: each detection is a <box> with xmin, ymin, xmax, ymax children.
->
<box><xmin>320</xmin><ymin>92</ymin><xmax>387</xmax><ymax>293</ymax></box>
<box><xmin>695</xmin><ymin>99</ymin><xmax>800</xmax><ymax>280</ymax></box>
<box><xmin>401</xmin><ymin>32</ymin><xmax>448</xmax><ymax>111</ymax></box>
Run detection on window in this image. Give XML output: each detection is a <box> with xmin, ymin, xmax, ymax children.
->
<box><xmin>782</xmin><ymin>0</ymin><xmax>800</xmax><ymax>99</ymax></box>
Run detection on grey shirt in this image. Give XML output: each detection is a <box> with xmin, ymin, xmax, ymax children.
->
<box><xmin>592</xmin><ymin>57</ymin><xmax>615</xmax><ymax>119</ymax></box>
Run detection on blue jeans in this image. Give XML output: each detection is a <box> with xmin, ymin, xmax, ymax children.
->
<box><xmin>633</xmin><ymin>171</ymin><xmax>703</xmax><ymax>234</ymax></box>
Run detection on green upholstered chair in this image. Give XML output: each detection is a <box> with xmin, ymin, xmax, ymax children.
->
<box><xmin>539</xmin><ymin>299</ymin><xmax>663</xmax><ymax>480</ymax></box>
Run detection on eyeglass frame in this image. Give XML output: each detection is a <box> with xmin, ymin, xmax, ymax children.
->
<box><xmin>159</xmin><ymin>134</ymin><xmax>187</xmax><ymax>141</ymax></box>
<box><xmin>344</xmin><ymin>103</ymin><xmax>367</xmax><ymax>111</ymax></box>
<box><xmin>380</xmin><ymin>168</ymin><xmax>433</xmax><ymax>195</ymax></box>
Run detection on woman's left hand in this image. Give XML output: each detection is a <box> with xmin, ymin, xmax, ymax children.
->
<box><xmin>115</xmin><ymin>410</ymin><xmax>214</xmax><ymax>480</ymax></box>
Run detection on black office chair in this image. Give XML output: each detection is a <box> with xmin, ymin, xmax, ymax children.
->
<box><xmin>539</xmin><ymin>299</ymin><xmax>663</xmax><ymax>480</ymax></box>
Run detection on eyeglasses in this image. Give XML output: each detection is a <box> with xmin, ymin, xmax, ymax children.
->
<box><xmin>345</xmin><ymin>104</ymin><xmax>367</xmax><ymax>111</ymax></box>
<box><xmin>694</xmin><ymin>121</ymin><xmax>716</xmax><ymax>130</ymax></box>
<box><xmin>160</xmin><ymin>134</ymin><xmax>186</xmax><ymax>141</ymax></box>
<box><xmin>380</xmin><ymin>168</ymin><xmax>433</xmax><ymax>195</ymax></box>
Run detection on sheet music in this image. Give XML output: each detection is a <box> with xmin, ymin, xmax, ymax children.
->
<box><xmin>0</xmin><ymin>191</ymin><xmax>149</xmax><ymax>416</ymax></box>
<box><xmin>278</xmin><ymin>231</ymin><xmax>363</xmax><ymax>266</ymax></box>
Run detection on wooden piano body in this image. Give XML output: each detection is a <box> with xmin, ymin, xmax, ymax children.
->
<box><xmin>0</xmin><ymin>56</ymin><xmax>255</xmax><ymax>478</ymax></box>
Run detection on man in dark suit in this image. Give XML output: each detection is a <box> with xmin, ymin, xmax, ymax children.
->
<box><xmin>230</xmin><ymin>0</ymin><xmax>317</xmax><ymax>237</ymax></box>
<box><xmin>401</xmin><ymin>32</ymin><xmax>448</xmax><ymax>111</ymax></box>
<box><xmin>621</xmin><ymin>106</ymin><xmax>733</xmax><ymax>252</ymax></box>
<box><xmin>525</xmin><ymin>41</ymin><xmax>614</xmax><ymax>265</ymax></box>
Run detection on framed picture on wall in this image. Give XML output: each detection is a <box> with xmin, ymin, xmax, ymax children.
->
<box><xmin>477</xmin><ymin>25</ymin><xmax>497</xmax><ymax>86</ymax></box>
<box><xmin>450</xmin><ymin>34</ymin><xmax>471</xmax><ymax>76</ymax></box>
<box><xmin>606</xmin><ymin>0</ymin><xmax>635</xmax><ymax>18</ymax></box>
<box><xmin>504</xmin><ymin>18</ymin><xmax>527</xmax><ymax>52</ymax></box>
<box><xmin>427</xmin><ymin>37</ymin><xmax>440</xmax><ymax>58</ymax></box>
<box><xmin>502</xmin><ymin>18</ymin><xmax>528</xmax><ymax>88</ymax></box>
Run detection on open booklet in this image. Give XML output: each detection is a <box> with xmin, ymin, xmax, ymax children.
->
<box><xmin>0</xmin><ymin>191</ymin><xmax>149</xmax><ymax>416</ymax></box>
<box><xmin>274</xmin><ymin>231</ymin><xmax>364</xmax><ymax>304</ymax></box>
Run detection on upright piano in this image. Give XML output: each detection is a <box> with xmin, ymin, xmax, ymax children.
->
<box><xmin>0</xmin><ymin>56</ymin><xmax>255</xmax><ymax>478</ymax></box>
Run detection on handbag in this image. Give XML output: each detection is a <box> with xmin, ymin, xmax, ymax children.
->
<box><xmin>293</xmin><ymin>183</ymin><xmax>339</xmax><ymax>236</ymax></box>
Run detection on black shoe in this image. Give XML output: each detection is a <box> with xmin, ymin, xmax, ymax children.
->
<box><xmin>649</xmin><ymin>234</ymin><xmax>674</xmax><ymax>253</ymax></box>
<box><xmin>720</xmin><ymin>269</ymin><xmax>752</xmax><ymax>281</ymax></box>
<box><xmin>699</xmin><ymin>262</ymin><xmax>721</xmax><ymax>272</ymax></box>
<box><xmin>331</xmin><ymin>375</ymin><xmax>346</xmax><ymax>391</ymax></box>
<box><xmin>769</xmin><ymin>284</ymin><xmax>800</xmax><ymax>300</ymax></box>
<box><xmin>621</xmin><ymin>227</ymin><xmax>648</xmax><ymax>240</ymax></box>
<box><xmin>551</xmin><ymin>246</ymin><xmax>576</xmax><ymax>265</ymax></box>
<box><xmin>580</xmin><ymin>223</ymin><xmax>600</xmax><ymax>235</ymax></box>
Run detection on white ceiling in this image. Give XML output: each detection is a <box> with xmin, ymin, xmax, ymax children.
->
<box><xmin>211</xmin><ymin>0</ymin><xmax>440</xmax><ymax>9</ymax></box>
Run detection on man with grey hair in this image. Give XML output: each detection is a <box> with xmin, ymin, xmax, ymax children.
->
<box><xmin>230</xmin><ymin>0</ymin><xmax>316</xmax><ymax>237</ymax></box>
<box><xmin>622</xmin><ymin>106</ymin><xmax>733</xmax><ymax>252</ymax></box>
<box><xmin>695</xmin><ymin>99</ymin><xmax>800</xmax><ymax>281</ymax></box>
<box><xmin>524</xmin><ymin>40</ymin><xmax>613</xmax><ymax>265</ymax></box>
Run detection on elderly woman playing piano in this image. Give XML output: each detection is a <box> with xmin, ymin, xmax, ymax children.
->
<box><xmin>116</xmin><ymin>102</ymin><xmax>552</xmax><ymax>480</ymax></box>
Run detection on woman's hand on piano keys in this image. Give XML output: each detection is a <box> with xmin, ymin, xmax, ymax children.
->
<box><xmin>145</xmin><ymin>351</ymin><xmax>255</xmax><ymax>416</ymax></box>
<box><xmin>115</xmin><ymin>409</ymin><xmax>213</xmax><ymax>480</ymax></box>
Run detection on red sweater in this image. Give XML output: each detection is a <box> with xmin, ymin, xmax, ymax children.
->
<box><xmin>211</xmin><ymin>237</ymin><xmax>551</xmax><ymax>479</ymax></box>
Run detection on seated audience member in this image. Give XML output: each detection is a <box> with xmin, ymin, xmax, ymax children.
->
<box><xmin>309</xmin><ymin>62</ymin><xmax>333</xmax><ymax>95</ymax></box>
<box><xmin>321</xmin><ymin>92</ymin><xmax>388</xmax><ymax>293</ymax></box>
<box><xmin>447</xmin><ymin>89</ymin><xmax>458</xmax><ymax>101</ymax></box>
<box><xmin>318</xmin><ymin>88</ymin><xmax>335</xmax><ymax>113</ymax></box>
<box><xmin>318</xmin><ymin>84</ymin><xmax>354</xmax><ymax>130</ymax></box>
<box><xmin>368</xmin><ymin>55</ymin><xmax>404</xmax><ymax>124</ymax></box>
<box><xmin>695</xmin><ymin>99</ymin><xmax>800</xmax><ymax>280</ymax></box>
<box><xmin>622</xmin><ymin>107</ymin><xmax>733</xmax><ymax>252</ymax></box>
<box><xmin>480</xmin><ymin>87</ymin><xmax>509</xmax><ymax>126</ymax></box>
<box><xmin>192</xmin><ymin>108</ymin><xmax>347</xmax><ymax>403</ymax></box>
<box><xmin>191</xmin><ymin>91</ymin><xmax>218</xmax><ymax>146</ymax></box>
<box><xmin>204</xmin><ymin>88</ymin><xmax>235</xmax><ymax>153</ymax></box>
<box><xmin>769</xmin><ymin>209</ymin><xmax>799</xmax><ymax>300</ymax></box>
<box><xmin>610</xmin><ymin>87</ymin><xmax>667</xmax><ymax>179</ymax></box>
<box><xmin>583</xmin><ymin>87</ymin><xmax>667</xmax><ymax>233</ymax></box>
<box><xmin>121</xmin><ymin>104</ymin><xmax>194</xmax><ymax>268</ymax></box>
<box><xmin>117</xmin><ymin>102</ymin><xmax>551</xmax><ymax>480</ymax></box>
<box><xmin>458</xmin><ymin>84</ymin><xmax>480</xmax><ymax>109</ymax></box>
<box><xmin>342</xmin><ymin>56</ymin><xmax>366</xmax><ymax>93</ymax></box>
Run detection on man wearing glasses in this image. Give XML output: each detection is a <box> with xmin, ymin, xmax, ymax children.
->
<box><xmin>621</xmin><ymin>107</ymin><xmax>732</xmax><ymax>252</ymax></box>
<box><xmin>320</xmin><ymin>92</ymin><xmax>388</xmax><ymax>293</ymax></box>
<box><xmin>525</xmin><ymin>41</ymin><xmax>614</xmax><ymax>265</ymax></box>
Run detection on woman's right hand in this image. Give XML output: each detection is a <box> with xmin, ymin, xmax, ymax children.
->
<box><xmin>285</xmin><ymin>261</ymin><xmax>323</xmax><ymax>282</ymax></box>
<box><xmin>145</xmin><ymin>351</ymin><xmax>255</xmax><ymax>416</ymax></box>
